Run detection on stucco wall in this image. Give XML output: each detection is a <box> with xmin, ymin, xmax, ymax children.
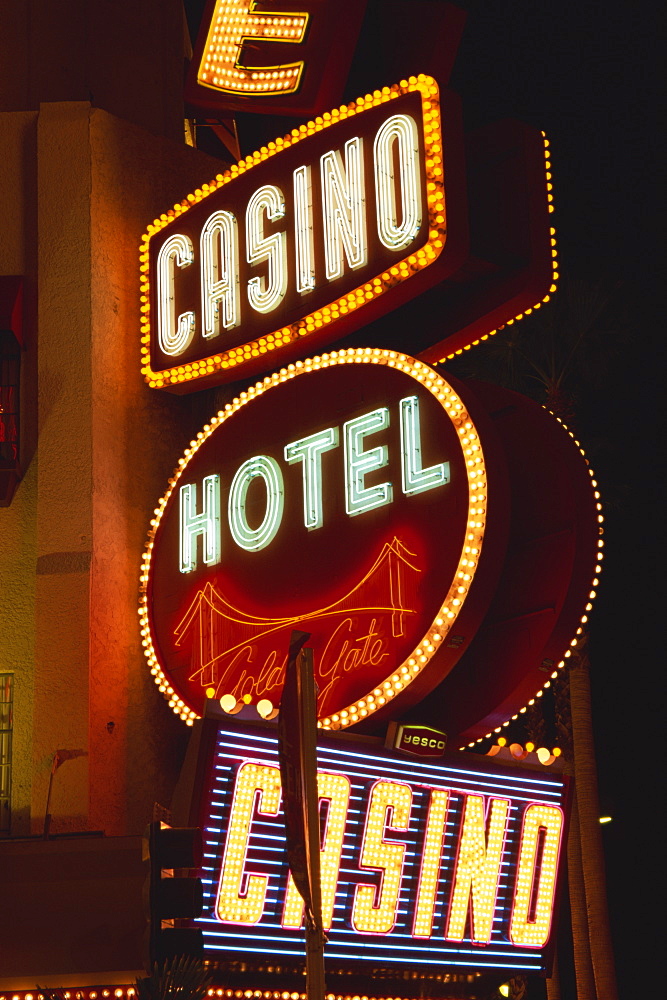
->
<box><xmin>31</xmin><ymin>102</ymin><xmax>95</xmax><ymax>833</ymax></box>
<box><xmin>1</xmin><ymin>99</ymin><xmax>231</xmax><ymax>837</ymax></box>
<box><xmin>86</xmin><ymin>105</ymin><xmax>226</xmax><ymax>835</ymax></box>
<box><xmin>0</xmin><ymin>111</ymin><xmax>38</xmax><ymax>837</ymax></box>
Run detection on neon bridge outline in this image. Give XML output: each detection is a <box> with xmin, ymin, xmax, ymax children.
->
<box><xmin>173</xmin><ymin>536</ymin><xmax>422</xmax><ymax>699</ymax></box>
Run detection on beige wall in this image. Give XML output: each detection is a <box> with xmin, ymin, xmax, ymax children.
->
<box><xmin>0</xmin><ymin>98</ymin><xmax>228</xmax><ymax>837</ymax></box>
<box><xmin>0</xmin><ymin>112</ymin><xmax>38</xmax><ymax>836</ymax></box>
<box><xmin>0</xmin><ymin>0</ymin><xmax>202</xmax><ymax>842</ymax></box>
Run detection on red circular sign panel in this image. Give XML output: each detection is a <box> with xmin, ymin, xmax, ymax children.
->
<box><xmin>140</xmin><ymin>349</ymin><xmax>495</xmax><ymax>728</ymax></box>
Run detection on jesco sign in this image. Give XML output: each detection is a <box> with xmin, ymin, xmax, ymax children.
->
<box><xmin>140</xmin><ymin>349</ymin><xmax>502</xmax><ymax>730</ymax></box>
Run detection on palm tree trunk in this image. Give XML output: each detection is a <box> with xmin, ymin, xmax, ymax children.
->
<box><xmin>567</xmin><ymin>787</ymin><xmax>596</xmax><ymax>999</ymax></box>
<box><xmin>569</xmin><ymin>652</ymin><xmax>618</xmax><ymax>1000</ymax></box>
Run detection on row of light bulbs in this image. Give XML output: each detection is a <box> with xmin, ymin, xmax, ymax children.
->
<box><xmin>437</xmin><ymin>141</ymin><xmax>605</xmax><ymax>748</ymax></box>
<box><xmin>0</xmin><ymin>991</ymin><xmax>474</xmax><ymax>1000</ymax></box>
<box><xmin>463</xmin><ymin>416</ymin><xmax>603</xmax><ymax>750</ymax></box>
<box><xmin>437</xmin><ymin>132</ymin><xmax>558</xmax><ymax>363</ymax></box>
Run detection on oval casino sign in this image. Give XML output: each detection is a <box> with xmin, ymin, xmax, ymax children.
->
<box><xmin>140</xmin><ymin>349</ymin><xmax>505</xmax><ymax>730</ymax></box>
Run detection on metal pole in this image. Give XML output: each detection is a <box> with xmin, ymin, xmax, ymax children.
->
<box><xmin>298</xmin><ymin>646</ymin><xmax>326</xmax><ymax>1000</ymax></box>
<box><xmin>305</xmin><ymin>921</ymin><xmax>326</xmax><ymax>999</ymax></box>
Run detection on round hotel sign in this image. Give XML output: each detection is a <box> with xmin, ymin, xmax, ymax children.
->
<box><xmin>140</xmin><ymin>349</ymin><xmax>496</xmax><ymax>728</ymax></box>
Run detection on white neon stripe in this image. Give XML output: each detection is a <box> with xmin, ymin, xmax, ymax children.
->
<box><xmin>201</xmin><ymin>209</ymin><xmax>240</xmax><ymax>337</ymax></box>
<box><xmin>344</xmin><ymin>407</ymin><xmax>392</xmax><ymax>515</ymax></box>
<box><xmin>321</xmin><ymin>137</ymin><xmax>367</xmax><ymax>280</ymax></box>
<box><xmin>284</xmin><ymin>425</ymin><xmax>339</xmax><ymax>529</ymax></box>
<box><xmin>179</xmin><ymin>475</ymin><xmax>221</xmax><ymax>573</ymax></box>
<box><xmin>293</xmin><ymin>164</ymin><xmax>315</xmax><ymax>293</ymax></box>
<box><xmin>315</xmin><ymin>745</ymin><xmax>564</xmax><ymax>790</ymax></box>
<box><xmin>246</xmin><ymin>184</ymin><xmax>287</xmax><ymax>314</ymax></box>
<box><xmin>374</xmin><ymin>113</ymin><xmax>423</xmax><ymax>251</ymax></box>
<box><xmin>157</xmin><ymin>233</ymin><xmax>195</xmax><ymax>356</ymax></box>
<box><xmin>400</xmin><ymin>395</ymin><xmax>450</xmax><ymax>495</ymax></box>
<box><xmin>228</xmin><ymin>454</ymin><xmax>284</xmax><ymax>551</ymax></box>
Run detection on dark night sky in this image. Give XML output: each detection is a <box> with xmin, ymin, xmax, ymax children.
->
<box><xmin>185</xmin><ymin>1</ymin><xmax>663</xmax><ymax>992</ymax></box>
<box><xmin>447</xmin><ymin>4</ymin><xmax>662</xmax><ymax>993</ymax></box>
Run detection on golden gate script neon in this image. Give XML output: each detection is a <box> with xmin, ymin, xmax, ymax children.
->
<box><xmin>176</xmin><ymin>536</ymin><xmax>420</xmax><ymax>710</ymax></box>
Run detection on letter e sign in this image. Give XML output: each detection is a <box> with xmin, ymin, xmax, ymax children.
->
<box><xmin>185</xmin><ymin>0</ymin><xmax>369</xmax><ymax>117</ymax></box>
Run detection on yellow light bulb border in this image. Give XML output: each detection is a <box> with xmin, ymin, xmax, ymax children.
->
<box><xmin>7</xmin><ymin>989</ymin><xmax>483</xmax><ymax>1000</ymax></box>
<box><xmin>463</xmin><ymin>414</ymin><xmax>603</xmax><ymax>750</ymax></box>
<box><xmin>139</xmin><ymin>348</ymin><xmax>487</xmax><ymax>727</ymax></box>
<box><xmin>436</xmin><ymin>131</ymin><xmax>558</xmax><ymax>362</ymax></box>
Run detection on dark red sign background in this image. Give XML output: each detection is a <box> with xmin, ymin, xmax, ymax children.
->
<box><xmin>145</xmin><ymin>355</ymin><xmax>498</xmax><ymax>724</ymax></box>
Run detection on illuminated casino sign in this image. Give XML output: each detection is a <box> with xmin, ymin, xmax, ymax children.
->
<box><xmin>140</xmin><ymin>77</ymin><xmax>467</xmax><ymax>391</ymax></box>
<box><xmin>191</xmin><ymin>722</ymin><xmax>569</xmax><ymax>975</ymax></box>
<box><xmin>140</xmin><ymin>349</ymin><xmax>508</xmax><ymax>729</ymax></box>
